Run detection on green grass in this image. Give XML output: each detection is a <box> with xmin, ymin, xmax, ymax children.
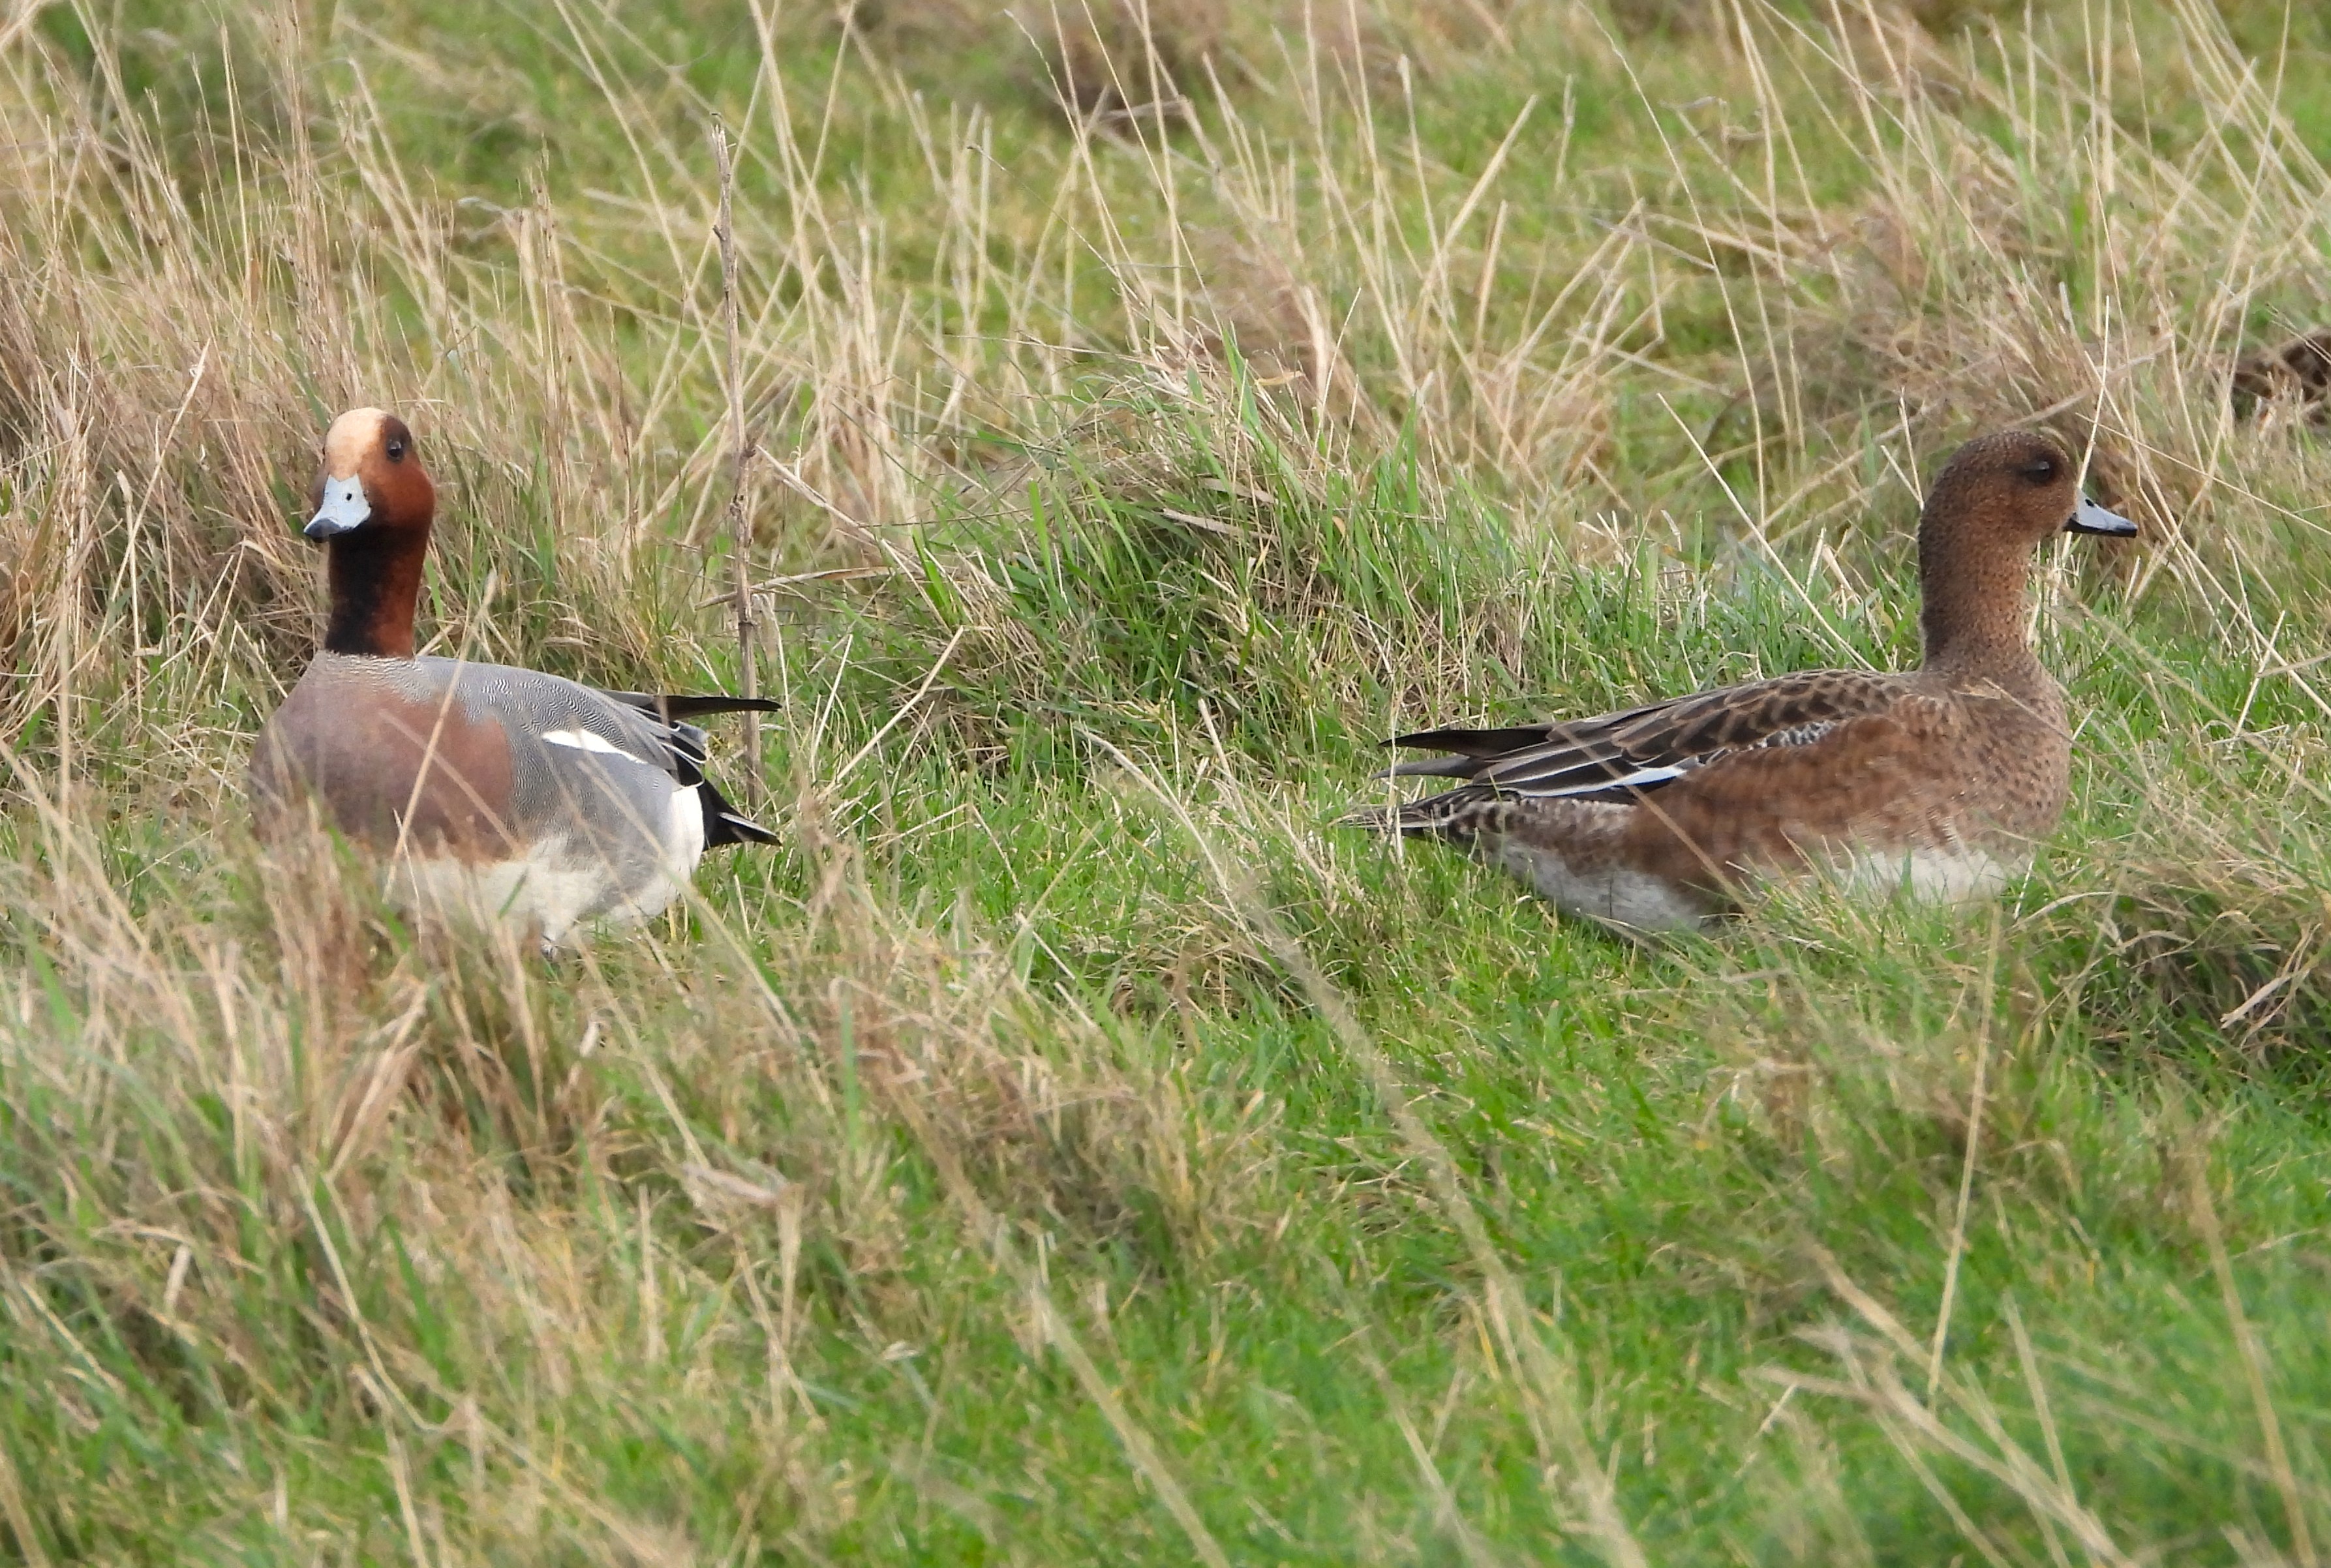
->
<box><xmin>3</xmin><ymin>0</ymin><xmax>2331</xmax><ymax>1561</ymax></box>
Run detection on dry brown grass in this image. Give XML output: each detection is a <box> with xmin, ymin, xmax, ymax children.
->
<box><xmin>1</xmin><ymin>0</ymin><xmax>2330</xmax><ymax>1556</ymax></box>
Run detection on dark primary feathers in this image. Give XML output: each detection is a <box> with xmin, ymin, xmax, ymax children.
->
<box><xmin>1380</xmin><ymin>668</ymin><xmax>1907</xmax><ymax>806</ymax></box>
<box><xmin>698</xmin><ymin>777</ymin><xmax>780</xmax><ymax>847</ymax></box>
<box><xmin>605</xmin><ymin>691</ymin><xmax>787</xmax><ymax>723</ymax></box>
<box><xmin>600</xmin><ymin>691</ymin><xmax>784</xmax><ymax>847</ymax></box>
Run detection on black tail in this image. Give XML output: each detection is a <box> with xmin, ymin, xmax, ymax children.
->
<box><xmin>699</xmin><ymin>777</ymin><xmax>781</xmax><ymax>848</ymax></box>
<box><xmin>605</xmin><ymin>688</ymin><xmax>782</xmax><ymax>845</ymax></box>
<box><xmin>1376</xmin><ymin>726</ymin><xmax>1558</xmax><ymax>779</ymax></box>
<box><xmin>1387</xmin><ymin>725</ymin><xmax>1553</xmax><ymax>757</ymax></box>
<box><xmin>607</xmin><ymin>691</ymin><xmax>787</xmax><ymax>723</ymax></box>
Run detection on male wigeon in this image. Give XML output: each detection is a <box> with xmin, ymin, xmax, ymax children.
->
<box><xmin>1353</xmin><ymin>430</ymin><xmax>2138</xmax><ymax>929</ymax></box>
<box><xmin>250</xmin><ymin>408</ymin><xmax>780</xmax><ymax>945</ymax></box>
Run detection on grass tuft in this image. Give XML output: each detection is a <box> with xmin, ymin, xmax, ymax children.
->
<box><xmin>3</xmin><ymin>0</ymin><xmax>2331</xmax><ymax>1559</ymax></box>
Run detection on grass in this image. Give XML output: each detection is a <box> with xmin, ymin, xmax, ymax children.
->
<box><xmin>3</xmin><ymin>0</ymin><xmax>2331</xmax><ymax>1560</ymax></box>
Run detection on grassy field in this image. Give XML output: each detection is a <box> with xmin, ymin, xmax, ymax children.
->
<box><xmin>3</xmin><ymin>0</ymin><xmax>2331</xmax><ymax>1560</ymax></box>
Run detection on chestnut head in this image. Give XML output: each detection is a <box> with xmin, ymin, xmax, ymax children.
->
<box><xmin>305</xmin><ymin>408</ymin><xmax>434</xmax><ymax>541</ymax></box>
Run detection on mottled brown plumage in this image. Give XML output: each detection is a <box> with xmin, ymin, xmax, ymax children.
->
<box><xmin>1353</xmin><ymin>430</ymin><xmax>2139</xmax><ymax>929</ymax></box>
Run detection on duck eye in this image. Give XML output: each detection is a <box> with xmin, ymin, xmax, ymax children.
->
<box><xmin>2022</xmin><ymin>459</ymin><xmax>2056</xmax><ymax>483</ymax></box>
<box><xmin>386</xmin><ymin>438</ymin><xmax>406</xmax><ymax>462</ymax></box>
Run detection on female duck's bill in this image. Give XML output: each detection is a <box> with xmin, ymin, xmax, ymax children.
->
<box><xmin>2067</xmin><ymin>497</ymin><xmax>2137</xmax><ymax>535</ymax></box>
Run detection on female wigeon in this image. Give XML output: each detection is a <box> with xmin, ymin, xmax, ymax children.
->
<box><xmin>250</xmin><ymin>408</ymin><xmax>780</xmax><ymax>946</ymax></box>
<box><xmin>1355</xmin><ymin>430</ymin><xmax>2138</xmax><ymax>929</ymax></box>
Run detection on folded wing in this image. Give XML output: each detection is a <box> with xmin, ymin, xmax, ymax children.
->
<box><xmin>1383</xmin><ymin>669</ymin><xmax>1907</xmax><ymax>804</ymax></box>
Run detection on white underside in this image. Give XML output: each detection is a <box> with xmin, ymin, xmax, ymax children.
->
<box><xmin>1487</xmin><ymin>836</ymin><xmax>2021</xmax><ymax>931</ymax></box>
<box><xmin>1489</xmin><ymin>841</ymin><xmax>1709</xmax><ymax>931</ymax></box>
<box><xmin>663</xmin><ymin>777</ymin><xmax>708</xmax><ymax>890</ymax></box>
<box><xmin>1830</xmin><ymin>841</ymin><xmax>2018</xmax><ymax>906</ymax></box>
<box><xmin>389</xmin><ymin>781</ymin><xmax>708</xmax><ymax>945</ymax></box>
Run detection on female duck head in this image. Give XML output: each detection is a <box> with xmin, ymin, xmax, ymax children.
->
<box><xmin>1915</xmin><ymin>429</ymin><xmax>2135</xmax><ymax>668</ymax></box>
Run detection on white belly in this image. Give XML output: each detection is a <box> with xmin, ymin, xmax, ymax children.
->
<box><xmin>389</xmin><ymin>783</ymin><xmax>710</xmax><ymax>945</ymax></box>
<box><xmin>1487</xmin><ymin>839</ymin><xmax>1709</xmax><ymax>931</ymax></box>
<box><xmin>1834</xmin><ymin>841</ymin><xmax>2019</xmax><ymax>906</ymax></box>
<box><xmin>1482</xmin><ymin>828</ymin><xmax>2017</xmax><ymax>931</ymax></box>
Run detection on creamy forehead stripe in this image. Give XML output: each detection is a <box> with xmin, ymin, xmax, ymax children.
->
<box><xmin>322</xmin><ymin>407</ymin><xmax>393</xmax><ymax>477</ymax></box>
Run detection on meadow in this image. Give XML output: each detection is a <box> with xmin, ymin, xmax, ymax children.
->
<box><xmin>1</xmin><ymin>0</ymin><xmax>2330</xmax><ymax>1559</ymax></box>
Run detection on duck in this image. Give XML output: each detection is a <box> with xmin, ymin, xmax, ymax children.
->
<box><xmin>249</xmin><ymin>407</ymin><xmax>781</xmax><ymax>946</ymax></box>
<box><xmin>1351</xmin><ymin>430</ymin><xmax>2139</xmax><ymax>929</ymax></box>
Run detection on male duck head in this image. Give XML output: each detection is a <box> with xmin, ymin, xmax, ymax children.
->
<box><xmin>305</xmin><ymin>407</ymin><xmax>436</xmax><ymax>660</ymax></box>
<box><xmin>258</xmin><ymin>404</ymin><xmax>786</xmax><ymax>948</ymax></box>
<box><xmin>1915</xmin><ymin>429</ymin><xmax>2135</xmax><ymax>671</ymax></box>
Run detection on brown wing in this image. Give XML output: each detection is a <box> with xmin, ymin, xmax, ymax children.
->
<box><xmin>1382</xmin><ymin>669</ymin><xmax>1910</xmax><ymax>803</ymax></box>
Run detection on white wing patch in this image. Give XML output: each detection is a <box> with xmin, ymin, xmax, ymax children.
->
<box><xmin>1538</xmin><ymin>763</ymin><xmax>1688</xmax><ymax>798</ymax></box>
<box><xmin>542</xmin><ymin>728</ymin><xmax>632</xmax><ymax>758</ymax></box>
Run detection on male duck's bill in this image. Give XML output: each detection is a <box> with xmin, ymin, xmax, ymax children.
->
<box><xmin>1352</xmin><ymin>429</ymin><xmax>2141</xmax><ymax>931</ymax></box>
<box><xmin>250</xmin><ymin>406</ymin><xmax>783</xmax><ymax>949</ymax></box>
<box><xmin>307</xmin><ymin>476</ymin><xmax>370</xmax><ymax>537</ymax></box>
